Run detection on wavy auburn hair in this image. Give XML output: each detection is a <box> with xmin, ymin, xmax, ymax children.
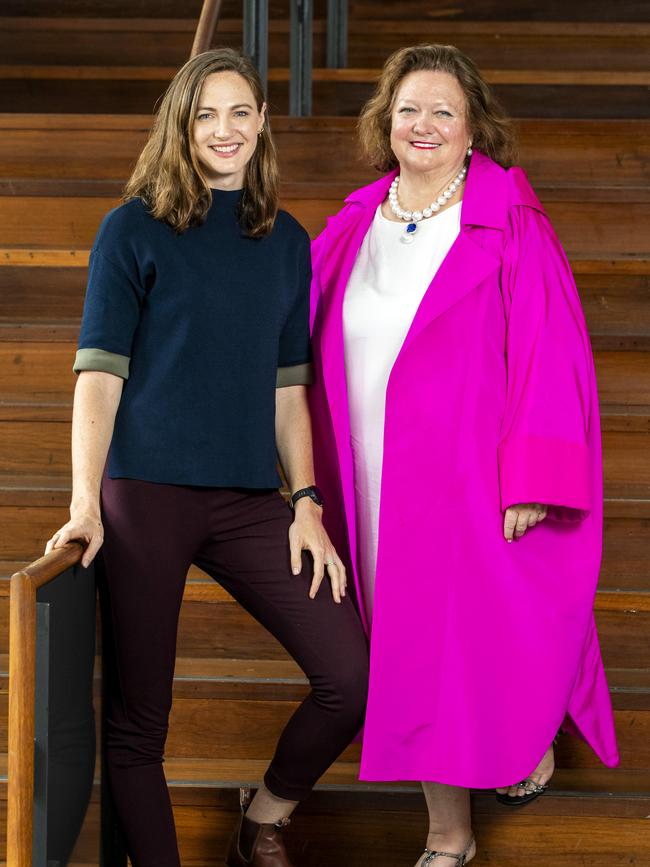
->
<box><xmin>124</xmin><ymin>48</ymin><xmax>279</xmax><ymax>236</ymax></box>
<box><xmin>359</xmin><ymin>44</ymin><xmax>518</xmax><ymax>172</ymax></box>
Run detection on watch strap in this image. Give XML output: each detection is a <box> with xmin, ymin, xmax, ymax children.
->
<box><xmin>290</xmin><ymin>486</ymin><xmax>324</xmax><ymax>509</ymax></box>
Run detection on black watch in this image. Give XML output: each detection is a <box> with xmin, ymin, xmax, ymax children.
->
<box><xmin>290</xmin><ymin>485</ymin><xmax>324</xmax><ymax>509</ymax></box>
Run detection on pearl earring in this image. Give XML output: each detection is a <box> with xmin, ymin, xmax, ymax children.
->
<box><xmin>467</xmin><ymin>145</ymin><xmax>473</xmax><ymax>156</ymax></box>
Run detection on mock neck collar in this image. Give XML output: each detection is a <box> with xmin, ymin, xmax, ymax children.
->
<box><xmin>210</xmin><ymin>186</ymin><xmax>243</xmax><ymax>199</ymax></box>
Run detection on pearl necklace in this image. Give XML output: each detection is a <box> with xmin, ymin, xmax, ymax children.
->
<box><xmin>388</xmin><ymin>165</ymin><xmax>467</xmax><ymax>244</ymax></box>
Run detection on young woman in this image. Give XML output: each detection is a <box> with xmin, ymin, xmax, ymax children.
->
<box><xmin>46</xmin><ymin>48</ymin><xmax>369</xmax><ymax>867</ymax></box>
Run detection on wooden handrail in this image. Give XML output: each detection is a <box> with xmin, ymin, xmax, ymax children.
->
<box><xmin>6</xmin><ymin>542</ymin><xmax>84</xmax><ymax>867</ymax></box>
<box><xmin>191</xmin><ymin>0</ymin><xmax>224</xmax><ymax>57</ymax></box>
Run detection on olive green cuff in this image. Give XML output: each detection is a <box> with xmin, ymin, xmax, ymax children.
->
<box><xmin>73</xmin><ymin>348</ymin><xmax>130</xmax><ymax>379</ymax></box>
<box><xmin>276</xmin><ymin>362</ymin><xmax>314</xmax><ymax>388</ymax></box>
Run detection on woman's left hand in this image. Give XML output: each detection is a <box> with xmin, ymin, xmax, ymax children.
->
<box><xmin>504</xmin><ymin>502</ymin><xmax>548</xmax><ymax>541</ymax></box>
<box><xmin>289</xmin><ymin>500</ymin><xmax>347</xmax><ymax>603</ymax></box>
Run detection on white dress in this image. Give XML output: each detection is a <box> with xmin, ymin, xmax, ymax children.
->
<box><xmin>343</xmin><ymin>201</ymin><xmax>461</xmax><ymax>625</ymax></box>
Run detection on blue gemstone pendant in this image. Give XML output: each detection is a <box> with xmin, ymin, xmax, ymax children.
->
<box><xmin>401</xmin><ymin>222</ymin><xmax>417</xmax><ymax>245</ymax></box>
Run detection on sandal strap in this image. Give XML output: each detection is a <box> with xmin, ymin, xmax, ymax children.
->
<box><xmin>422</xmin><ymin>836</ymin><xmax>474</xmax><ymax>865</ymax></box>
<box><xmin>423</xmin><ymin>851</ymin><xmax>465</xmax><ymax>866</ymax></box>
<box><xmin>516</xmin><ymin>778</ymin><xmax>548</xmax><ymax>795</ymax></box>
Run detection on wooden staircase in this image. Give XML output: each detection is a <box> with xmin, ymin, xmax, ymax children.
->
<box><xmin>1</xmin><ymin>1</ymin><xmax>649</xmax><ymax>863</ymax></box>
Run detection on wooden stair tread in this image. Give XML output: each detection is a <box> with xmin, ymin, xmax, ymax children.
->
<box><xmin>2</xmin><ymin>477</ymin><xmax>650</xmax><ymax>511</ymax></box>
<box><xmin>0</xmin><ymin>750</ymin><xmax>647</xmax><ymax>807</ymax></box>
<box><xmin>173</xmin><ymin>657</ymin><xmax>303</xmax><ymax>682</ymax></box>
<box><xmin>2</xmin><ymin>254</ymin><xmax>649</xmax><ymax>273</ymax></box>
<box><xmin>2</xmin><ymin>0</ymin><xmax>649</xmax><ymax>22</ymax></box>
<box><xmin>1</xmin><ymin>561</ymin><xmax>648</xmax><ymax>612</ymax></box>
<box><xmin>0</xmin><ymin>637</ymin><xmax>648</xmax><ymax>686</ymax></box>
<box><xmin>0</xmin><ymin>401</ymin><xmax>649</xmax><ymax>433</ymax></box>
<box><xmin>1</xmin><ymin>65</ymin><xmax>649</xmax><ymax>86</ymax></box>
<box><xmin>0</xmin><ymin>648</ymin><xmax>648</xmax><ymax>697</ymax></box>
<box><xmin>2</xmin><ymin>249</ymin><xmax>648</xmax><ymax>270</ymax></box>
<box><xmin>4</xmin><ymin>179</ymin><xmax>649</xmax><ymax>202</ymax></box>
<box><xmin>1</xmin><ymin>477</ymin><xmax>650</xmax><ymax>513</ymax></box>
<box><xmin>3</xmin><ymin>320</ymin><xmax>650</xmax><ymax>352</ymax></box>
<box><xmin>2</xmin><ymin>196</ymin><xmax>649</xmax><ymax>252</ymax></box>
<box><xmin>3</xmin><ymin>78</ymin><xmax>646</xmax><ymax>119</ymax></box>
<box><xmin>160</xmin><ymin>758</ymin><xmax>650</xmax><ymax>798</ymax></box>
<box><xmin>1</xmin><ymin>114</ymin><xmax>648</xmax><ymax>132</ymax></box>
<box><xmin>3</xmin><ymin>17</ymin><xmax>649</xmax><ymax>35</ymax></box>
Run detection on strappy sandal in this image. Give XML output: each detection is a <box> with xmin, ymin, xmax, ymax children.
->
<box><xmin>495</xmin><ymin>777</ymin><xmax>548</xmax><ymax>806</ymax></box>
<box><xmin>420</xmin><ymin>834</ymin><xmax>475</xmax><ymax>865</ymax></box>
<box><xmin>495</xmin><ymin>731</ymin><xmax>559</xmax><ymax>807</ymax></box>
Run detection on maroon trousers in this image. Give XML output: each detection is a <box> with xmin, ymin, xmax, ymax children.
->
<box><xmin>99</xmin><ymin>478</ymin><xmax>369</xmax><ymax>867</ymax></box>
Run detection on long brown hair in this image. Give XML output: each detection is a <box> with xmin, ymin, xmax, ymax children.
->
<box><xmin>124</xmin><ymin>48</ymin><xmax>279</xmax><ymax>236</ymax></box>
<box><xmin>358</xmin><ymin>44</ymin><xmax>518</xmax><ymax>172</ymax></box>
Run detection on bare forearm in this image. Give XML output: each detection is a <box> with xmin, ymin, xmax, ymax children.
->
<box><xmin>275</xmin><ymin>385</ymin><xmax>315</xmax><ymax>494</ymax></box>
<box><xmin>275</xmin><ymin>385</ymin><xmax>346</xmax><ymax>601</ymax></box>
<box><xmin>71</xmin><ymin>371</ymin><xmax>123</xmax><ymax>512</ymax></box>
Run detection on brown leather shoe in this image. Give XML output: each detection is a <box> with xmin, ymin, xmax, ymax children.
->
<box><xmin>225</xmin><ymin>789</ymin><xmax>294</xmax><ymax>867</ymax></box>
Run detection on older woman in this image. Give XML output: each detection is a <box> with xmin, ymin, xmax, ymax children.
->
<box><xmin>309</xmin><ymin>45</ymin><xmax>619</xmax><ymax>865</ymax></box>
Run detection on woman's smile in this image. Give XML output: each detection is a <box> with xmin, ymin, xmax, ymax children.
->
<box><xmin>208</xmin><ymin>142</ymin><xmax>243</xmax><ymax>157</ymax></box>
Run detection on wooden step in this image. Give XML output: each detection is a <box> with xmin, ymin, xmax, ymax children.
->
<box><xmin>3</xmin><ymin>65</ymin><xmax>649</xmax><ymax>86</ymax></box>
<box><xmin>1</xmin><ymin>115</ymin><xmax>647</xmax><ymax>191</ymax></box>
<box><xmin>2</xmin><ymin>553</ymin><xmax>649</xmax><ymax>599</ymax></box>
<box><xmin>2</xmin><ymin>339</ymin><xmax>648</xmax><ymax>405</ymax></box>
<box><xmin>4</xmin><ymin>177</ymin><xmax>650</xmax><ymax>205</ymax></box>
<box><xmin>2</xmin><ymin>266</ymin><xmax>649</xmax><ymax>342</ymax></box>
<box><xmin>2</xmin><ymin>18</ymin><xmax>648</xmax><ymax>73</ymax></box>
<box><xmin>0</xmin><ymin>413</ymin><xmax>647</xmax><ymax>496</ymax></box>
<box><xmin>171</xmin><ymin>595</ymin><xmax>650</xmax><ymax>672</ymax></box>
<box><xmin>0</xmin><ymin>114</ymin><xmax>650</xmax><ymax>195</ymax></box>
<box><xmin>351</xmin><ymin>0</ymin><xmax>650</xmax><ymax>24</ymax></box>
<box><xmin>1</xmin><ymin>194</ymin><xmax>649</xmax><ymax>253</ymax></box>
<box><xmin>1</xmin><ymin>251</ymin><xmax>648</xmax><ymax>273</ymax></box>
<box><xmin>0</xmin><ymin>759</ymin><xmax>648</xmax><ymax>865</ymax></box>
<box><xmin>1</xmin><ymin>322</ymin><xmax>648</xmax><ymax>376</ymax></box>
<box><xmin>2</xmin><ymin>0</ymin><xmax>649</xmax><ymax>23</ymax></box>
<box><xmin>1</xmin><ymin>565</ymin><xmax>647</xmax><ymax>670</ymax></box>
<box><xmin>0</xmin><ymin>0</ymin><xmax>290</xmax><ymax>19</ymax></box>
<box><xmin>160</xmin><ymin>793</ymin><xmax>650</xmax><ymax>867</ymax></box>
<box><xmin>1</xmin><ymin>71</ymin><xmax>647</xmax><ymax>118</ymax></box>
<box><xmin>0</xmin><ymin>648</ymin><xmax>647</xmax><ymax>767</ymax></box>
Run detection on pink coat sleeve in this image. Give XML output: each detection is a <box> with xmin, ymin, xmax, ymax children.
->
<box><xmin>498</xmin><ymin>188</ymin><xmax>597</xmax><ymax>515</ymax></box>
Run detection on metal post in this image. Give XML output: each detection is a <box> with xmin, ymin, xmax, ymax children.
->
<box><xmin>290</xmin><ymin>0</ymin><xmax>313</xmax><ymax>116</ymax></box>
<box><xmin>243</xmin><ymin>0</ymin><xmax>269</xmax><ymax>94</ymax></box>
<box><xmin>326</xmin><ymin>0</ymin><xmax>348</xmax><ymax>68</ymax></box>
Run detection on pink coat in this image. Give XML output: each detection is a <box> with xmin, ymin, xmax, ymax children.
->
<box><xmin>309</xmin><ymin>151</ymin><xmax>619</xmax><ymax>787</ymax></box>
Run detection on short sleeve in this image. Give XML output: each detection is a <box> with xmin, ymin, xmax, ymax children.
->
<box><xmin>74</xmin><ymin>206</ymin><xmax>147</xmax><ymax>379</ymax></box>
<box><xmin>497</xmin><ymin>198</ymin><xmax>597</xmax><ymax>514</ymax></box>
<box><xmin>276</xmin><ymin>231</ymin><xmax>313</xmax><ymax>388</ymax></box>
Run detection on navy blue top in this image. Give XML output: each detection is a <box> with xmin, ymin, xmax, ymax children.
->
<box><xmin>75</xmin><ymin>188</ymin><xmax>312</xmax><ymax>488</ymax></box>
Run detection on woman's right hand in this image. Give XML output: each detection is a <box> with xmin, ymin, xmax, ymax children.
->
<box><xmin>45</xmin><ymin>507</ymin><xmax>104</xmax><ymax>569</ymax></box>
